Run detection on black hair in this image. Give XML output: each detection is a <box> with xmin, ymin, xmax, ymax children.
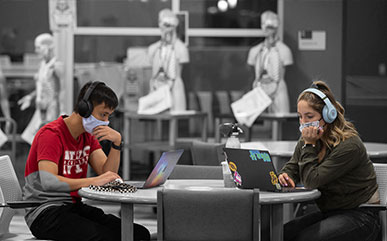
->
<box><xmin>74</xmin><ymin>81</ymin><xmax>118</xmax><ymax>113</ymax></box>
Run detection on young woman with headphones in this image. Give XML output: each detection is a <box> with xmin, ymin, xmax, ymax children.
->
<box><xmin>278</xmin><ymin>80</ymin><xmax>380</xmax><ymax>241</ymax></box>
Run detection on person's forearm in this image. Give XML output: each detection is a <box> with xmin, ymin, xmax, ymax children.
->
<box><xmin>102</xmin><ymin>147</ymin><xmax>121</xmax><ymax>173</ymax></box>
<box><xmin>54</xmin><ymin>175</ymin><xmax>96</xmax><ymax>191</ymax></box>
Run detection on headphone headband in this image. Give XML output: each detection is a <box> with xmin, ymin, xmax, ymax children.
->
<box><xmin>302</xmin><ymin>87</ymin><xmax>337</xmax><ymax>123</ymax></box>
<box><xmin>83</xmin><ymin>81</ymin><xmax>101</xmax><ymax>102</ymax></box>
<box><xmin>78</xmin><ymin>81</ymin><xmax>104</xmax><ymax>118</ymax></box>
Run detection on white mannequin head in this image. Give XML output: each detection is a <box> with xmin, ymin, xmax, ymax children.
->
<box><xmin>34</xmin><ymin>33</ymin><xmax>54</xmax><ymax>61</ymax></box>
<box><xmin>158</xmin><ymin>9</ymin><xmax>179</xmax><ymax>44</ymax></box>
<box><xmin>261</xmin><ymin>10</ymin><xmax>279</xmax><ymax>38</ymax></box>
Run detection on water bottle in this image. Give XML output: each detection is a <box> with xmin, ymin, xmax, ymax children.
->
<box><xmin>220</xmin><ymin>123</ymin><xmax>243</xmax><ymax>187</ymax></box>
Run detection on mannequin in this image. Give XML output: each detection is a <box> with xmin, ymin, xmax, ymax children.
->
<box><xmin>247</xmin><ymin>10</ymin><xmax>293</xmax><ymax>114</ymax></box>
<box><xmin>0</xmin><ymin>69</ymin><xmax>11</xmax><ymax>133</ymax></box>
<box><xmin>148</xmin><ymin>9</ymin><xmax>189</xmax><ymax>111</ymax></box>
<box><xmin>18</xmin><ymin>33</ymin><xmax>63</xmax><ymax>144</ymax></box>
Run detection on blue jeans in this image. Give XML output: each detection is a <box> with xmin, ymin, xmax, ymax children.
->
<box><xmin>284</xmin><ymin>208</ymin><xmax>380</xmax><ymax>241</ymax></box>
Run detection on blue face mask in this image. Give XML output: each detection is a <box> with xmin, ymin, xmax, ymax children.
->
<box><xmin>299</xmin><ymin>120</ymin><xmax>320</xmax><ymax>133</ymax></box>
<box><xmin>82</xmin><ymin>114</ymin><xmax>109</xmax><ymax>134</ymax></box>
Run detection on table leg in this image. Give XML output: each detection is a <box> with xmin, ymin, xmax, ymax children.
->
<box><xmin>156</xmin><ymin>120</ymin><xmax>162</xmax><ymax>141</ymax></box>
<box><xmin>272</xmin><ymin>120</ymin><xmax>279</xmax><ymax>141</ymax></box>
<box><xmin>121</xmin><ymin>202</ymin><xmax>134</xmax><ymax>241</ymax></box>
<box><xmin>214</xmin><ymin>117</ymin><xmax>220</xmax><ymax>143</ymax></box>
<box><xmin>123</xmin><ymin>116</ymin><xmax>131</xmax><ymax>180</ymax></box>
<box><xmin>271</xmin><ymin>203</ymin><xmax>284</xmax><ymax>241</ymax></box>
<box><xmin>169</xmin><ymin>118</ymin><xmax>177</xmax><ymax>146</ymax></box>
<box><xmin>201</xmin><ymin>115</ymin><xmax>208</xmax><ymax>142</ymax></box>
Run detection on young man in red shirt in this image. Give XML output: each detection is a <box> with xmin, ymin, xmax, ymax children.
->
<box><xmin>23</xmin><ymin>81</ymin><xmax>150</xmax><ymax>241</ymax></box>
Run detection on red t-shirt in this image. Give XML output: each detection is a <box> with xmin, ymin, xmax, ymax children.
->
<box><xmin>24</xmin><ymin>116</ymin><xmax>101</xmax><ymax>201</ymax></box>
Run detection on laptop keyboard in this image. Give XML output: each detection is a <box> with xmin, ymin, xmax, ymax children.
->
<box><xmin>277</xmin><ymin>187</ymin><xmax>312</xmax><ymax>193</ymax></box>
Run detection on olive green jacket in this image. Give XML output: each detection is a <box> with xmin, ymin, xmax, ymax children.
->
<box><xmin>279</xmin><ymin>135</ymin><xmax>378</xmax><ymax>212</ymax></box>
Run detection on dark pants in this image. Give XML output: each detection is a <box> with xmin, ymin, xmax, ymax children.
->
<box><xmin>284</xmin><ymin>208</ymin><xmax>380</xmax><ymax>241</ymax></box>
<box><xmin>30</xmin><ymin>202</ymin><xmax>150</xmax><ymax>241</ymax></box>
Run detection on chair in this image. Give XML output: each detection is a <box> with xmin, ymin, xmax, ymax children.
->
<box><xmin>0</xmin><ymin>117</ymin><xmax>17</xmax><ymax>163</ymax></box>
<box><xmin>190</xmin><ymin>140</ymin><xmax>225</xmax><ymax>166</ymax></box>
<box><xmin>157</xmin><ymin>188</ymin><xmax>260</xmax><ymax>241</ymax></box>
<box><xmin>0</xmin><ymin>55</ymin><xmax>11</xmax><ymax>68</ymax></box>
<box><xmin>169</xmin><ymin>164</ymin><xmax>223</xmax><ymax>180</ymax></box>
<box><xmin>0</xmin><ymin>155</ymin><xmax>55</xmax><ymax>240</ymax></box>
<box><xmin>0</xmin><ymin>155</ymin><xmax>22</xmax><ymax>237</ymax></box>
<box><xmin>23</xmin><ymin>53</ymin><xmax>41</xmax><ymax>67</ymax></box>
<box><xmin>372</xmin><ymin>163</ymin><xmax>387</xmax><ymax>241</ymax></box>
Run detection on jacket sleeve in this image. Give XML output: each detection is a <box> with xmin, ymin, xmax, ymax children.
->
<box><xmin>279</xmin><ymin>140</ymin><xmax>302</xmax><ymax>184</ymax></box>
<box><xmin>298</xmin><ymin>139</ymin><xmax>362</xmax><ymax>189</ymax></box>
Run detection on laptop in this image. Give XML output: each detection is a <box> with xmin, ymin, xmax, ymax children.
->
<box><xmin>129</xmin><ymin>149</ymin><xmax>184</xmax><ymax>189</ymax></box>
<box><xmin>223</xmin><ymin>147</ymin><xmax>311</xmax><ymax>192</ymax></box>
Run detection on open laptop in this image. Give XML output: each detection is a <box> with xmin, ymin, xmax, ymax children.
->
<box><xmin>223</xmin><ymin>147</ymin><xmax>311</xmax><ymax>192</ymax></box>
<box><xmin>129</xmin><ymin>149</ymin><xmax>184</xmax><ymax>189</ymax></box>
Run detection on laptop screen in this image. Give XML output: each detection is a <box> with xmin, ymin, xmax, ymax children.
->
<box><xmin>143</xmin><ymin>149</ymin><xmax>184</xmax><ymax>188</ymax></box>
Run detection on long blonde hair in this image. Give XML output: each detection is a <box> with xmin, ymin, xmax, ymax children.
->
<box><xmin>298</xmin><ymin>80</ymin><xmax>358</xmax><ymax>148</ymax></box>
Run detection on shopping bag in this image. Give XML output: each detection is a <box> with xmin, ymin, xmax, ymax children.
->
<box><xmin>0</xmin><ymin>128</ymin><xmax>7</xmax><ymax>148</ymax></box>
<box><xmin>21</xmin><ymin>109</ymin><xmax>42</xmax><ymax>145</ymax></box>
<box><xmin>137</xmin><ymin>85</ymin><xmax>172</xmax><ymax>115</ymax></box>
<box><xmin>231</xmin><ymin>86</ymin><xmax>272</xmax><ymax>127</ymax></box>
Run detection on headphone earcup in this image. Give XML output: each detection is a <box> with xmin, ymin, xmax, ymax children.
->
<box><xmin>322</xmin><ymin>105</ymin><xmax>337</xmax><ymax>123</ymax></box>
<box><xmin>78</xmin><ymin>100</ymin><xmax>91</xmax><ymax>118</ymax></box>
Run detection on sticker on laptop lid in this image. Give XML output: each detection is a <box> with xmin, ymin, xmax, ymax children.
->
<box><xmin>228</xmin><ymin>161</ymin><xmax>237</xmax><ymax>172</ymax></box>
<box><xmin>270</xmin><ymin>171</ymin><xmax>278</xmax><ymax>185</ymax></box>
<box><xmin>234</xmin><ymin>170</ymin><xmax>242</xmax><ymax>186</ymax></box>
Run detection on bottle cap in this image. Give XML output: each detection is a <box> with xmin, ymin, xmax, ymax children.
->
<box><xmin>219</xmin><ymin>123</ymin><xmax>243</xmax><ymax>137</ymax></box>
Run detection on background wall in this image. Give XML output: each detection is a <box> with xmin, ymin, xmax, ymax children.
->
<box><xmin>283</xmin><ymin>0</ymin><xmax>344</xmax><ymax>110</ymax></box>
<box><xmin>0</xmin><ymin>0</ymin><xmax>49</xmax><ymax>58</ymax></box>
<box><xmin>1</xmin><ymin>0</ymin><xmax>386</xmax><ymax>142</ymax></box>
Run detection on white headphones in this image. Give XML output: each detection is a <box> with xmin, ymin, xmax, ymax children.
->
<box><xmin>302</xmin><ymin>87</ymin><xmax>337</xmax><ymax>123</ymax></box>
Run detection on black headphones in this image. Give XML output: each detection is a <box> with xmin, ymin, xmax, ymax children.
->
<box><xmin>78</xmin><ymin>81</ymin><xmax>104</xmax><ymax>118</ymax></box>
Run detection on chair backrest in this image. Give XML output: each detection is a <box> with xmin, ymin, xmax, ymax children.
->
<box><xmin>168</xmin><ymin>164</ymin><xmax>223</xmax><ymax>180</ymax></box>
<box><xmin>157</xmin><ymin>188</ymin><xmax>260</xmax><ymax>241</ymax></box>
<box><xmin>23</xmin><ymin>53</ymin><xmax>41</xmax><ymax>67</ymax></box>
<box><xmin>373</xmin><ymin>163</ymin><xmax>387</xmax><ymax>206</ymax></box>
<box><xmin>0</xmin><ymin>117</ymin><xmax>17</xmax><ymax>162</ymax></box>
<box><xmin>191</xmin><ymin>140</ymin><xmax>225</xmax><ymax>166</ymax></box>
<box><xmin>0</xmin><ymin>55</ymin><xmax>11</xmax><ymax>68</ymax></box>
<box><xmin>372</xmin><ymin>163</ymin><xmax>387</xmax><ymax>241</ymax></box>
<box><xmin>0</xmin><ymin>155</ymin><xmax>22</xmax><ymax>237</ymax></box>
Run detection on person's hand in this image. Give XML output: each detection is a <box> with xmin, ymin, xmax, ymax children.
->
<box><xmin>278</xmin><ymin>173</ymin><xmax>295</xmax><ymax>187</ymax></box>
<box><xmin>18</xmin><ymin>94</ymin><xmax>33</xmax><ymax>111</ymax></box>
<box><xmin>92</xmin><ymin>125</ymin><xmax>121</xmax><ymax>146</ymax></box>
<box><xmin>91</xmin><ymin>171</ymin><xmax>122</xmax><ymax>186</ymax></box>
<box><xmin>302</xmin><ymin>125</ymin><xmax>324</xmax><ymax>145</ymax></box>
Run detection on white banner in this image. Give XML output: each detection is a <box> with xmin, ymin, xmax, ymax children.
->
<box><xmin>21</xmin><ymin>110</ymin><xmax>43</xmax><ymax>145</ymax></box>
<box><xmin>137</xmin><ymin>85</ymin><xmax>172</xmax><ymax>115</ymax></box>
<box><xmin>0</xmin><ymin>128</ymin><xmax>7</xmax><ymax>148</ymax></box>
<box><xmin>231</xmin><ymin>86</ymin><xmax>272</xmax><ymax>127</ymax></box>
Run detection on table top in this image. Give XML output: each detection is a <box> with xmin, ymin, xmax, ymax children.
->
<box><xmin>215</xmin><ymin>112</ymin><xmax>299</xmax><ymax>120</ymax></box>
<box><xmin>124</xmin><ymin>110</ymin><xmax>207</xmax><ymax>120</ymax></box>
<box><xmin>78</xmin><ymin>179</ymin><xmax>320</xmax><ymax>205</ymax></box>
<box><xmin>241</xmin><ymin>140</ymin><xmax>387</xmax><ymax>158</ymax></box>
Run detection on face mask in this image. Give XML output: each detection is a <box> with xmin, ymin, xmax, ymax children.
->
<box><xmin>82</xmin><ymin>114</ymin><xmax>109</xmax><ymax>134</ymax></box>
<box><xmin>299</xmin><ymin>120</ymin><xmax>320</xmax><ymax>133</ymax></box>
